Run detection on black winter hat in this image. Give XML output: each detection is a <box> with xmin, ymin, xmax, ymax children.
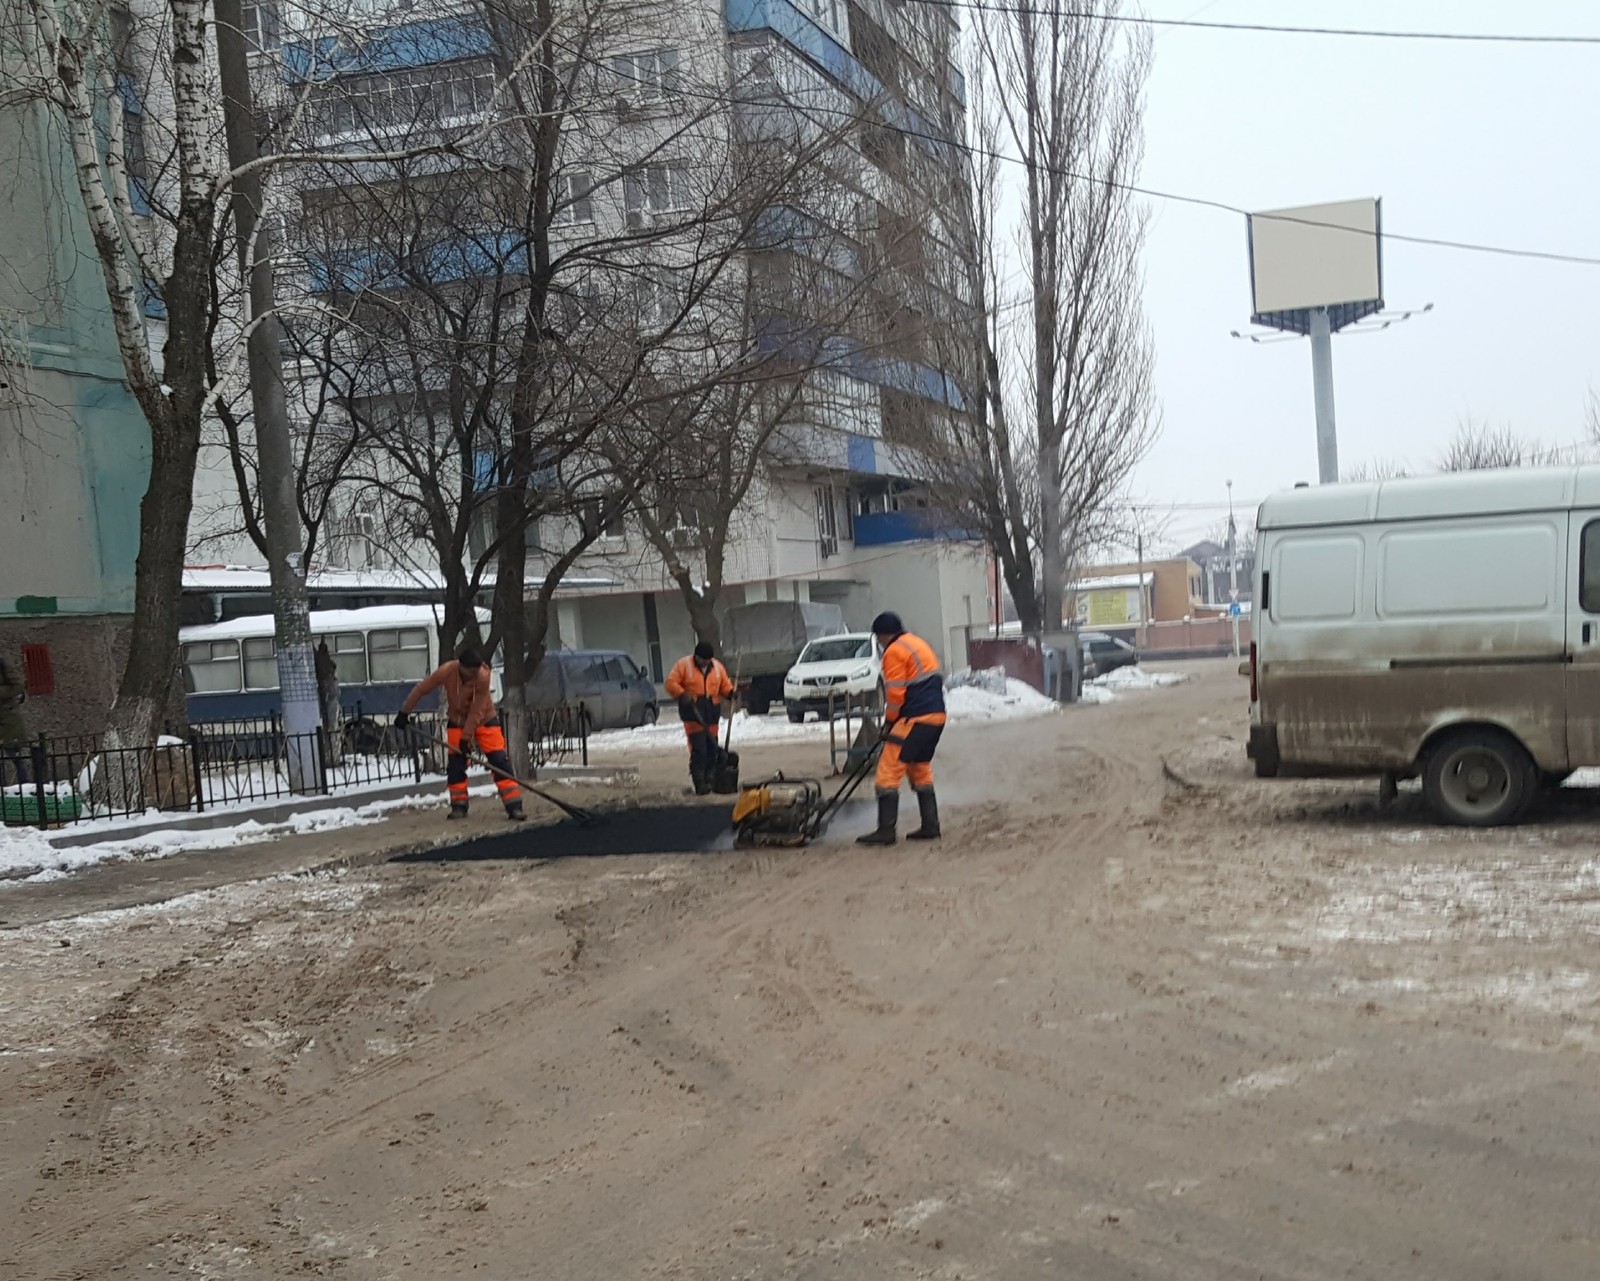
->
<box><xmin>870</xmin><ymin>611</ymin><xmax>904</xmax><ymax>637</ymax></box>
<box><xmin>457</xmin><ymin>647</ymin><xmax>484</xmax><ymax>669</ymax></box>
<box><xmin>694</xmin><ymin>641</ymin><xmax>715</xmax><ymax>661</ymax></box>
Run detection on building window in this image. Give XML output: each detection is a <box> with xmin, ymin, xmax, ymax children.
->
<box><xmin>241</xmin><ymin>0</ymin><xmax>280</xmax><ymax>53</ymax></box>
<box><xmin>551</xmin><ymin>170</ymin><xmax>595</xmax><ymax>226</ymax></box>
<box><xmin>578</xmin><ymin>498</ymin><xmax>625</xmax><ymax>540</ymax></box>
<box><xmin>804</xmin><ymin>0</ymin><xmax>844</xmax><ymax>36</ymax></box>
<box><xmin>815</xmin><ymin>484</ymin><xmax>839</xmax><ymax>556</ymax></box>
<box><xmin>315</xmin><ymin>61</ymin><xmax>496</xmax><ymax>137</ymax></box>
<box><xmin>623</xmin><ymin>164</ymin><xmax>694</xmax><ymax>223</ymax></box>
<box><xmin>612</xmin><ymin>48</ymin><xmax>682</xmax><ymax>102</ymax></box>
<box><xmin>634</xmin><ymin>265</ymin><xmax>683</xmax><ymax>329</ymax></box>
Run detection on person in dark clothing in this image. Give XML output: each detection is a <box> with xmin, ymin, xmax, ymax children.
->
<box><xmin>0</xmin><ymin>657</ymin><xmax>31</xmax><ymax>788</ymax></box>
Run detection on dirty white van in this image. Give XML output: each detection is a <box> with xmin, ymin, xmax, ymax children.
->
<box><xmin>1248</xmin><ymin>465</ymin><xmax>1600</xmax><ymax>825</ymax></box>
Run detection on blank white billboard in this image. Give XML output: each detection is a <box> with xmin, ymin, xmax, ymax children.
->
<box><xmin>1249</xmin><ymin>198</ymin><xmax>1382</xmax><ymax>316</ymax></box>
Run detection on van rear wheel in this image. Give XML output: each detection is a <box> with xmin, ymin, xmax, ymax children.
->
<box><xmin>1423</xmin><ymin>728</ymin><xmax>1535</xmax><ymax>827</ymax></box>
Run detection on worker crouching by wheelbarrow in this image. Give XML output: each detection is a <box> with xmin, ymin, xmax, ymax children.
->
<box><xmin>665</xmin><ymin>641</ymin><xmax>735</xmax><ymax>795</ymax></box>
<box><xmin>857</xmin><ymin>612</ymin><xmax>945</xmax><ymax>846</ymax></box>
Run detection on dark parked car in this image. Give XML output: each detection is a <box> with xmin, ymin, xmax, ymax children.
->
<box><xmin>1079</xmin><ymin>632</ymin><xmax>1139</xmax><ymax>679</ymax></box>
<box><xmin>525</xmin><ymin>649</ymin><xmax>658</xmax><ymax>730</ymax></box>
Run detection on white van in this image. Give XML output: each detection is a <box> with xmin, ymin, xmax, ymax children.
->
<box><xmin>1248</xmin><ymin>465</ymin><xmax>1600</xmax><ymax>825</ymax></box>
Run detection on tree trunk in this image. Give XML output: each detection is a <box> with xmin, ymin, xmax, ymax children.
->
<box><xmin>103</xmin><ymin>416</ymin><xmax>201</xmax><ymax>751</ymax></box>
<box><xmin>1037</xmin><ymin>436</ymin><xmax>1063</xmax><ymax>631</ymax></box>
<box><xmin>685</xmin><ymin>588</ymin><xmax>721</xmax><ymax>652</ymax></box>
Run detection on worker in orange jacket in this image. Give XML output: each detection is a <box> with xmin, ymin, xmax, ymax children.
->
<box><xmin>394</xmin><ymin>647</ymin><xmax>524</xmax><ymax>821</ymax></box>
<box><xmin>664</xmin><ymin>641</ymin><xmax>735</xmax><ymax>795</ymax></box>
<box><xmin>858</xmin><ymin>612</ymin><xmax>945</xmax><ymax>846</ymax></box>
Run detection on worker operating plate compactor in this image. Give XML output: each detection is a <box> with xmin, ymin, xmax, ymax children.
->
<box><xmin>729</xmin><ymin>716</ymin><xmax>884</xmax><ymax>848</ymax></box>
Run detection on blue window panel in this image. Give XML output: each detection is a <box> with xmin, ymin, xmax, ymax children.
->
<box><xmin>305</xmin><ymin>230</ymin><xmax>529</xmax><ymax>293</ymax></box>
<box><xmin>141</xmin><ymin>277</ymin><xmax>166</xmax><ymax>320</ymax></box>
<box><xmin>853</xmin><ymin>510</ymin><xmax>975</xmax><ymax>546</ymax></box>
<box><xmin>846</xmin><ymin>433</ymin><xmax>876</xmax><ymax>475</ymax></box>
<box><xmin>284</xmin><ymin>14</ymin><xmax>493</xmax><ymax>82</ymax></box>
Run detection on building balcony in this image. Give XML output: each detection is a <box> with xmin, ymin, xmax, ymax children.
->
<box><xmin>852</xmin><ymin>508</ymin><xmax>973</xmax><ymax>546</ymax></box>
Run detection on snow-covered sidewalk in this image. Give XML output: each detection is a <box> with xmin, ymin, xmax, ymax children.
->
<box><xmin>0</xmin><ymin>789</ymin><xmax>460</xmax><ymax>885</ymax></box>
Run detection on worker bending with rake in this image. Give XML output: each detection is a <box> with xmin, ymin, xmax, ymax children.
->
<box><xmin>665</xmin><ymin>641</ymin><xmax>735</xmax><ymax>795</ymax></box>
<box><xmin>394</xmin><ymin>647</ymin><xmax>525</xmax><ymax>822</ymax></box>
<box><xmin>858</xmin><ymin>612</ymin><xmax>945</xmax><ymax>846</ymax></box>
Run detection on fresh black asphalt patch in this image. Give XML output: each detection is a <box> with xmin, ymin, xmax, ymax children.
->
<box><xmin>391</xmin><ymin>804</ymin><xmax>735</xmax><ymax>864</ymax></box>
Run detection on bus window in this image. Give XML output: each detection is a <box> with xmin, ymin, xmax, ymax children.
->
<box><xmin>369</xmin><ymin>627</ymin><xmax>430</xmax><ymax>682</ymax></box>
<box><xmin>184</xmin><ymin>640</ymin><xmax>241</xmax><ymax>693</ymax></box>
<box><xmin>243</xmin><ymin>636</ymin><xmax>279</xmax><ymax>690</ymax></box>
<box><xmin>331</xmin><ymin>631</ymin><xmax>368</xmax><ymax>684</ymax></box>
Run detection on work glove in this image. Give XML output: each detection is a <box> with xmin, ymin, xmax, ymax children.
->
<box><xmin>393</xmin><ymin>710</ymin><xmax>411</xmax><ymax>729</ymax></box>
<box><xmin>677</xmin><ymin>696</ymin><xmax>699</xmax><ymax>724</ymax></box>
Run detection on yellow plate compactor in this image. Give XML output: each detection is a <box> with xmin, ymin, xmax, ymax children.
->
<box><xmin>729</xmin><ymin>725</ymin><xmax>883</xmax><ymax>848</ymax></box>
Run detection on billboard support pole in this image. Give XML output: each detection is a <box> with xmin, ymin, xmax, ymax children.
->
<box><xmin>1309</xmin><ymin>306</ymin><xmax>1338</xmax><ymax>484</ymax></box>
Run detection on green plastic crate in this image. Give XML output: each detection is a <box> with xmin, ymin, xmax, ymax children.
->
<box><xmin>1</xmin><ymin>792</ymin><xmax>85</xmax><ymax>825</ymax></box>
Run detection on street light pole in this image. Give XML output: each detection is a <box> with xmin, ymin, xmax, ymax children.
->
<box><xmin>1227</xmin><ymin>479</ymin><xmax>1241</xmax><ymax>659</ymax></box>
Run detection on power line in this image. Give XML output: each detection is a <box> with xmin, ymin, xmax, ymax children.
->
<box><xmin>898</xmin><ymin>1</ymin><xmax>1600</xmax><ymax>47</ymax></box>
<box><xmin>620</xmin><ymin>54</ymin><xmax>1600</xmax><ymax>269</ymax></box>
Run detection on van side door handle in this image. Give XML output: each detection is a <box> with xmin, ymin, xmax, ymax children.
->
<box><xmin>1586</xmin><ymin>623</ymin><xmax>1594</xmax><ymax>645</ymax></box>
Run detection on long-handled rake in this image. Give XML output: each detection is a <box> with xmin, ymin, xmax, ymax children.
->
<box><xmin>426</xmin><ymin>732</ymin><xmax>605</xmax><ymax>827</ymax></box>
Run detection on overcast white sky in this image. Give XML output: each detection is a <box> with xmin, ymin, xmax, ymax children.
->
<box><xmin>1127</xmin><ymin>0</ymin><xmax>1600</xmax><ymax>550</ymax></box>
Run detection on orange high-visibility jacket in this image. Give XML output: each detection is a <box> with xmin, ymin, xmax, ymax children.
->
<box><xmin>664</xmin><ymin>656</ymin><xmax>735</xmax><ymax>706</ymax></box>
<box><xmin>402</xmin><ymin>661</ymin><xmax>497</xmax><ymax>737</ymax></box>
<box><xmin>881</xmin><ymin>632</ymin><xmax>945</xmax><ymax>721</ymax></box>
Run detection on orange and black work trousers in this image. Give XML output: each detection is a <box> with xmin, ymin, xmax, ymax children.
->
<box><xmin>875</xmin><ymin>712</ymin><xmax>947</xmax><ymax>796</ymax></box>
<box><xmin>447</xmin><ymin>722</ymin><xmax>521</xmax><ymax>810</ymax></box>
<box><xmin>683</xmin><ymin>715</ymin><xmax>723</xmax><ymax>779</ymax></box>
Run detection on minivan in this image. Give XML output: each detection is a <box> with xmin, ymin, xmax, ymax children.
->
<box><xmin>525</xmin><ymin>649</ymin><xmax>658</xmax><ymax>730</ymax></box>
<box><xmin>1250</xmin><ymin>465</ymin><xmax>1600</xmax><ymax>825</ymax></box>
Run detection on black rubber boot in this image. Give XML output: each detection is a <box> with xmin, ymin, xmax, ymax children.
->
<box><xmin>448</xmin><ymin>802</ymin><xmax>469</xmax><ymax>820</ymax></box>
<box><xmin>856</xmin><ymin>793</ymin><xmax>898</xmax><ymax>846</ymax></box>
<box><xmin>907</xmin><ymin>790</ymin><xmax>940</xmax><ymax>841</ymax></box>
<box><xmin>691</xmin><ymin>768</ymin><xmax>711</xmax><ymax>796</ymax></box>
<box><xmin>505</xmin><ymin>801</ymin><xmax>526</xmax><ymax>822</ymax></box>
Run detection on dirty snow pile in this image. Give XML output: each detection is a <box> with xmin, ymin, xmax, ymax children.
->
<box><xmin>1081</xmin><ymin>665</ymin><xmax>1188</xmax><ymax>704</ymax></box>
<box><xmin>943</xmin><ymin>677</ymin><xmax>1059</xmax><ymax>722</ymax></box>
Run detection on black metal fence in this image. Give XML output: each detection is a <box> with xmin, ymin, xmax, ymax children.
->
<box><xmin>0</xmin><ymin>706</ymin><xmax>588</xmax><ymax>830</ymax></box>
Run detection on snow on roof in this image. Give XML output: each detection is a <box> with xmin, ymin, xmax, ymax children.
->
<box><xmin>1069</xmin><ymin>573</ymin><xmax>1151</xmax><ymax>592</ymax></box>
<box><xmin>180</xmin><ymin>604</ymin><xmax>490</xmax><ymax>643</ymax></box>
<box><xmin>182</xmin><ymin>565</ymin><xmax>620</xmax><ymax>592</ymax></box>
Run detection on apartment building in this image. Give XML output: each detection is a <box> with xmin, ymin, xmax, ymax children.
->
<box><xmin>186</xmin><ymin>0</ymin><xmax>988</xmax><ymax>677</ymax></box>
